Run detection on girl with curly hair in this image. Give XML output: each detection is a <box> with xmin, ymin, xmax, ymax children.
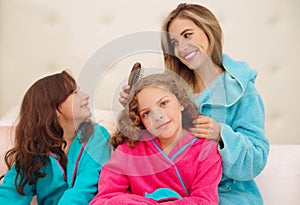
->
<box><xmin>91</xmin><ymin>73</ymin><xmax>222</xmax><ymax>204</ymax></box>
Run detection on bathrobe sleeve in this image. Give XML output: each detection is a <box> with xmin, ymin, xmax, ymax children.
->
<box><xmin>89</xmin><ymin>166</ymin><xmax>157</xmax><ymax>205</ymax></box>
<box><xmin>58</xmin><ymin>124</ymin><xmax>111</xmax><ymax>204</ymax></box>
<box><xmin>219</xmin><ymin>88</ymin><xmax>270</xmax><ymax>180</ymax></box>
<box><xmin>89</xmin><ymin>142</ymin><xmax>159</xmax><ymax>205</ymax></box>
<box><xmin>1</xmin><ymin>156</ymin><xmax>71</xmax><ymax>205</ymax></box>
<box><xmin>0</xmin><ymin>166</ymin><xmax>35</xmax><ymax>205</ymax></box>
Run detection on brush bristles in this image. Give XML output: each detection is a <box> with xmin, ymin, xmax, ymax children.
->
<box><xmin>130</xmin><ymin>67</ymin><xmax>144</xmax><ymax>87</ymax></box>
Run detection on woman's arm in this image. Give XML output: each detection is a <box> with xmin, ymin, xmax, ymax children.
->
<box><xmin>218</xmin><ymin>91</ymin><xmax>269</xmax><ymax>180</ymax></box>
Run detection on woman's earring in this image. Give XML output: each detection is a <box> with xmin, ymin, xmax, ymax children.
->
<box><xmin>180</xmin><ymin>106</ymin><xmax>184</xmax><ymax>111</ymax></box>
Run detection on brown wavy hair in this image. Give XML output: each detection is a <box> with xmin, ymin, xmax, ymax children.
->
<box><xmin>110</xmin><ymin>72</ymin><xmax>199</xmax><ymax>149</ymax></box>
<box><xmin>3</xmin><ymin>70</ymin><xmax>93</xmax><ymax>195</ymax></box>
<box><xmin>161</xmin><ymin>3</ymin><xmax>223</xmax><ymax>93</ymax></box>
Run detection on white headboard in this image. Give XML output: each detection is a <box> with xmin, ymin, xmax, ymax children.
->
<box><xmin>0</xmin><ymin>0</ymin><xmax>299</xmax><ymax>144</ymax></box>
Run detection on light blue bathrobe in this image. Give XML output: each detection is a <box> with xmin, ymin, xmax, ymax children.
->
<box><xmin>0</xmin><ymin>123</ymin><xmax>111</xmax><ymax>205</ymax></box>
<box><xmin>196</xmin><ymin>54</ymin><xmax>270</xmax><ymax>205</ymax></box>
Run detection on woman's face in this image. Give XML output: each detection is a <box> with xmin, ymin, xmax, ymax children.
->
<box><xmin>168</xmin><ymin>17</ymin><xmax>210</xmax><ymax>70</ymax></box>
<box><xmin>57</xmin><ymin>87</ymin><xmax>91</xmax><ymax>125</ymax></box>
<box><xmin>137</xmin><ymin>86</ymin><xmax>183</xmax><ymax>143</ymax></box>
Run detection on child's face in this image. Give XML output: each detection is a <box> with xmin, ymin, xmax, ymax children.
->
<box><xmin>137</xmin><ymin>86</ymin><xmax>183</xmax><ymax>141</ymax></box>
<box><xmin>57</xmin><ymin>87</ymin><xmax>91</xmax><ymax>125</ymax></box>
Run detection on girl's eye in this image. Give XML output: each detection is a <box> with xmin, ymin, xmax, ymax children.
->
<box><xmin>141</xmin><ymin>111</ymin><xmax>150</xmax><ymax>118</ymax></box>
<box><xmin>160</xmin><ymin>100</ymin><xmax>169</xmax><ymax>107</ymax></box>
<box><xmin>73</xmin><ymin>89</ymin><xmax>79</xmax><ymax>95</ymax></box>
<box><xmin>73</xmin><ymin>86</ymin><xmax>81</xmax><ymax>95</ymax></box>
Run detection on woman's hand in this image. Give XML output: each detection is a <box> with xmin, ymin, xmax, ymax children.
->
<box><xmin>118</xmin><ymin>85</ymin><xmax>130</xmax><ymax>107</ymax></box>
<box><xmin>189</xmin><ymin>115</ymin><xmax>221</xmax><ymax>142</ymax></box>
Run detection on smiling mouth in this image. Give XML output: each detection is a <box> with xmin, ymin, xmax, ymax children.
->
<box><xmin>184</xmin><ymin>51</ymin><xmax>197</xmax><ymax>61</ymax></box>
<box><xmin>156</xmin><ymin>121</ymin><xmax>171</xmax><ymax>129</ymax></box>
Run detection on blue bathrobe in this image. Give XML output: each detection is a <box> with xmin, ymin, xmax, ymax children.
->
<box><xmin>0</xmin><ymin>123</ymin><xmax>111</xmax><ymax>205</ymax></box>
<box><xmin>196</xmin><ymin>54</ymin><xmax>270</xmax><ymax>205</ymax></box>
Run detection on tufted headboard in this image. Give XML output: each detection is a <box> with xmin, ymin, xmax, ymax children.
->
<box><xmin>0</xmin><ymin>0</ymin><xmax>299</xmax><ymax>144</ymax></box>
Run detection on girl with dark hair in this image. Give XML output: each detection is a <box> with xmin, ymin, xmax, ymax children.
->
<box><xmin>0</xmin><ymin>71</ymin><xmax>111</xmax><ymax>204</ymax></box>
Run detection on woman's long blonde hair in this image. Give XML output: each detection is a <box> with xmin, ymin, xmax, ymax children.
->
<box><xmin>161</xmin><ymin>3</ymin><xmax>223</xmax><ymax>93</ymax></box>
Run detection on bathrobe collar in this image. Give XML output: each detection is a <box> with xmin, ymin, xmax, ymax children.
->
<box><xmin>197</xmin><ymin>53</ymin><xmax>257</xmax><ymax>109</ymax></box>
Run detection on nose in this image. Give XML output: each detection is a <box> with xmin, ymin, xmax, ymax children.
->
<box><xmin>177</xmin><ymin>38</ymin><xmax>189</xmax><ymax>52</ymax></box>
<box><xmin>150</xmin><ymin>107</ymin><xmax>165</xmax><ymax>121</ymax></box>
<box><xmin>82</xmin><ymin>91</ymin><xmax>89</xmax><ymax>100</ymax></box>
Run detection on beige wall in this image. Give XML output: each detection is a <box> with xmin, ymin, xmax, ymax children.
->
<box><xmin>0</xmin><ymin>0</ymin><xmax>299</xmax><ymax>144</ymax></box>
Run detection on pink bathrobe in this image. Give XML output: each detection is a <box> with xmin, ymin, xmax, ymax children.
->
<box><xmin>90</xmin><ymin>132</ymin><xmax>222</xmax><ymax>205</ymax></box>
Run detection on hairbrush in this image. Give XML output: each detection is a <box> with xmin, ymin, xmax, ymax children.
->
<box><xmin>128</xmin><ymin>62</ymin><xmax>143</xmax><ymax>90</ymax></box>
